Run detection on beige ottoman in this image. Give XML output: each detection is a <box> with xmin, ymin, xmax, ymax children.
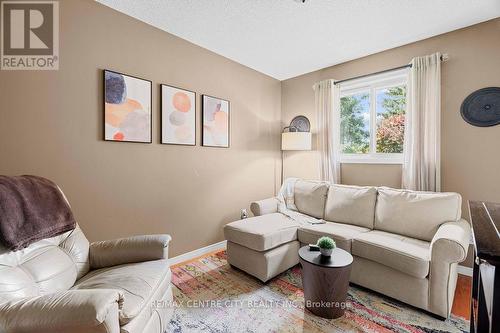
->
<box><xmin>224</xmin><ymin>213</ymin><xmax>300</xmax><ymax>282</ymax></box>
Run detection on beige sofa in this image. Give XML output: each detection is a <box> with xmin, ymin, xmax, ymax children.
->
<box><xmin>224</xmin><ymin>180</ymin><xmax>471</xmax><ymax>318</ymax></box>
<box><xmin>0</xmin><ymin>225</ymin><xmax>173</xmax><ymax>333</ymax></box>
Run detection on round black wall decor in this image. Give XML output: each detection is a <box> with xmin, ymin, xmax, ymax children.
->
<box><xmin>460</xmin><ymin>87</ymin><xmax>500</xmax><ymax>127</ymax></box>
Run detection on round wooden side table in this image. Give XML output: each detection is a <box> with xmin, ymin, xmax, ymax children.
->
<box><xmin>298</xmin><ymin>246</ymin><xmax>353</xmax><ymax>319</ymax></box>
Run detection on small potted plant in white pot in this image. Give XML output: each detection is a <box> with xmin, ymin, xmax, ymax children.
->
<box><xmin>317</xmin><ymin>236</ymin><xmax>336</xmax><ymax>257</ymax></box>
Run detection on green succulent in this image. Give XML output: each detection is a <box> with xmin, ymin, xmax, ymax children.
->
<box><xmin>317</xmin><ymin>236</ymin><xmax>336</xmax><ymax>250</ymax></box>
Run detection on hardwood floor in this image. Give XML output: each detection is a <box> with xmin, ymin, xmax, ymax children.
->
<box><xmin>452</xmin><ymin>274</ymin><xmax>472</xmax><ymax>319</ymax></box>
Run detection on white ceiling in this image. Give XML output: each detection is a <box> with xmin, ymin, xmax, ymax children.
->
<box><xmin>96</xmin><ymin>0</ymin><xmax>500</xmax><ymax>80</ymax></box>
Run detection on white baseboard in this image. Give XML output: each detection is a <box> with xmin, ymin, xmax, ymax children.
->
<box><xmin>169</xmin><ymin>240</ymin><xmax>227</xmax><ymax>266</ymax></box>
<box><xmin>457</xmin><ymin>265</ymin><xmax>473</xmax><ymax>277</ymax></box>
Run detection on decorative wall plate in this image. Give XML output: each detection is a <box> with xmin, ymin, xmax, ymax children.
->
<box><xmin>290</xmin><ymin>115</ymin><xmax>311</xmax><ymax>132</ymax></box>
<box><xmin>460</xmin><ymin>87</ymin><xmax>500</xmax><ymax>127</ymax></box>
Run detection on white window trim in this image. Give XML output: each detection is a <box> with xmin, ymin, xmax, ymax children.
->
<box><xmin>340</xmin><ymin>153</ymin><xmax>403</xmax><ymax>164</ymax></box>
<box><xmin>338</xmin><ymin>68</ymin><xmax>409</xmax><ymax>164</ymax></box>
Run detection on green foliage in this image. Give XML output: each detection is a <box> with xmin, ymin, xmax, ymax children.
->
<box><xmin>317</xmin><ymin>236</ymin><xmax>336</xmax><ymax>249</ymax></box>
<box><xmin>340</xmin><ymin>94</ymin><xmax>369</xmax><ymax>153</ymax></box>
<box><xmin>381</xmin><ymin>86</ymin><xmax>406</xmax><ymax>117</ymax></box>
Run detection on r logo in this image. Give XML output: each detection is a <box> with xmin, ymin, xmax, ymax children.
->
<box><xmin>1</xmin><ymin>1</ymin><xmax>59</xmax><ymax>70</ymax></box>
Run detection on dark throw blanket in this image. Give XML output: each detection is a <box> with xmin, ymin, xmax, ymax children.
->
<box><xmin>0</xmin><ymin>175</ymin><xmax>76</xmax><ymax>251</ymax></box>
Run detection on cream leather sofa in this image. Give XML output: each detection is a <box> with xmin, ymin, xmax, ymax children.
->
<box><xmin>0</xmin><ymin>225</ymin><xmax>173</xmax><ymax>333</ymax></box>
<box><xmin>224</xmin><ymin>180</ymin><xmax>471</xmax><ymax>318</ymax></box>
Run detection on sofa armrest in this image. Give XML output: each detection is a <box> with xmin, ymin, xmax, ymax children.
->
<box><xmin>250</xmin><ymin>197</ymin><xmax>279</xmax><ymax>216</ymax></box>
<box><xmin>430</xmin><ymin>219</ymin><xmax>470</xmax><ymax>263</ymax></box>
<box><xmin>0</xmin><ymin>289</ymin><xmax>122</xmax><ymax>333</ymax></box>
<box><xmin>428</xmin><ymin>219</ymin><xmax>471</xmax><ymax>317</ymax></box>
<box><xmin>90</xmin><ymin>234</ymin><xmax>171</xmax><ymax>269</ymax></box>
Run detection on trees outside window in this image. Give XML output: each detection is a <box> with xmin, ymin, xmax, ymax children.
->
<box><xmin>338</xmin><ymin>70</ymin><xmax>407</xmax><ymax>163</ymax></box>
<box><xmin>340</xmin><ymin>92</ymin><xmax>369</xmax><ymax>154</ymax></box>
<box><xmin>376</xmin><ymin>86</ymin><xmax>406</xmax><ymax>153</ymax></box>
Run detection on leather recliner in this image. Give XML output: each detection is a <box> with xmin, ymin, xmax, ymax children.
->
<box><xmin>0</xmin><ymin>197</ymin><xmax>173</xmax><ymax>333</ymax></box>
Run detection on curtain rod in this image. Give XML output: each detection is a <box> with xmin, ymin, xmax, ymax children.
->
<box><xmin>333</xmin><ymin>53</ymin><xmax>449</xmax><ymax>86</ymax></box>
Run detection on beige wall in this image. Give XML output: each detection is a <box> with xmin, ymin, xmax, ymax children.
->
<box><xmin>0</xmin><ymin>0</ymin><xmax>282</xmax><ymax>257</ymax></box>
<box><xmin>282</xmin><ymin>18</ymin><xmax>500</xmax><ymax>218</ymax></box>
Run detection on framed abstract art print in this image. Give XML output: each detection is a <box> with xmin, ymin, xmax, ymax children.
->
<box><xmin>161</xmin><ymin>84</ymin><xmax>196</xmax><ymax>145</ymax></box>
<box><xmin>104</xmin><ymin>70</ymin><xmax>152</xmax><ymax>143</ymax></box>
<box><xmin>202</xmin><ymin>94</ymin><xmax>230</xmax><ymax>148</ymax></box>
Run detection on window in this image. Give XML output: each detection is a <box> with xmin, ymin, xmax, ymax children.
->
<box><xmin>339</xmin><ymin>69</ymin><xmax>408</xmax><ymax>163</ymax></box>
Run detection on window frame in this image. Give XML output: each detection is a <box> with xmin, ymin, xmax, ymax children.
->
<box><xmin>338</xmin><ymin>68</ymin><xmax>409</xmax><ymax>164</ymax></box>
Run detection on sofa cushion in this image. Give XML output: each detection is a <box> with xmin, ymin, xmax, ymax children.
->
<box><xmin>352</xmin><ymin>230</ymin><xmax>430</xmax><ymax>279</ymax></box>
<box><xmin>297</xmin><ymin>222</ymin><xmax>370</xmax><ymax>252</ymax></box>
<box><xmin>224</xmin><ymin>213</ymin><xmax>299</xmax><ymax>251</ymax></box>
<box><xmin>375</xmin><ymin>187</ymin><xmax>462</xmax><ymax>241</ymax></box>
<box><xmin>324</xmin><ymin>184</ymin><xmax>377</xmax><ymax>229</ymax></box>
<box><xmin>72</xmin><ymin>259</ymin><xmax>171</xmax><ymax>325</ymax></box>
<box><xmin>294</xmin><ymin>180</ymin><xmax>329</xmax><ymax>219</ymax></box>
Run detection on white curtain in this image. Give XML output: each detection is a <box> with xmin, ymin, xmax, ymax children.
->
<box><xmin>402</xmin><ymin>52</ymin><xmax>441</xmax><ymax>191</ymax></box>
<box><xmin>314</xmin><ymin>79</ymin><xmax>341</xmax><ymax>183</ymax></box>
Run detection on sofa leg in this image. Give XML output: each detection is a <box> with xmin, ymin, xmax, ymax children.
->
<box><xmin>426</xmin><ymin>311</ymin><xmax>447</xmax><ymax>321</ymax></box>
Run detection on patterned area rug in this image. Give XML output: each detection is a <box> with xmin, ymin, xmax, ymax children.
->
<box><xmin>167</xmin><ymin>251</ymin><xmax>468</xmax><ymax>333</ymax></box>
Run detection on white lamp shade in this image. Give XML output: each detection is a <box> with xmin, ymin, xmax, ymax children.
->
<box><xmin>281</xmin><ymin>132</ymin><xmax>312</xmax><ymax>151</ymax></box>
